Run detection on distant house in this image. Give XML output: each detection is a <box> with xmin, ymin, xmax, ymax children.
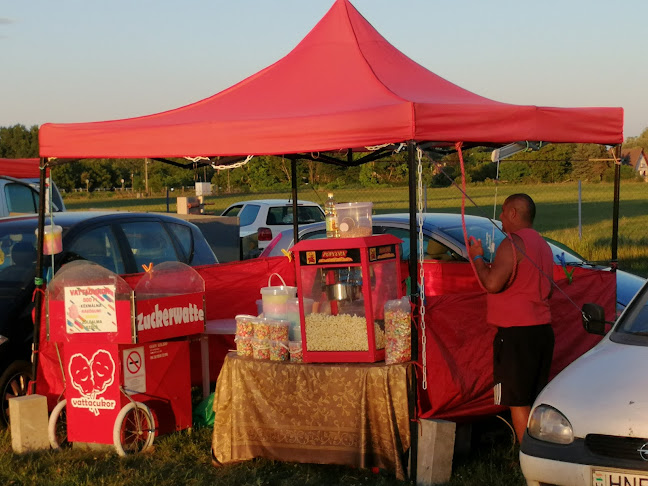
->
<box><xmin>621</xmin><ymin>148</ymin><xmax>648</xmax><ymax>181</ymax></box>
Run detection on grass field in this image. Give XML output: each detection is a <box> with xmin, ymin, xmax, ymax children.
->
<box><xmin>0</xmin><ymin>418</ymin><xmax>526</xmax><ymax>486</ymax></box>
<box><xmin>65</xmin><ymin>180</ymin><xmax>648</xmax><ymax>277</ymax></box>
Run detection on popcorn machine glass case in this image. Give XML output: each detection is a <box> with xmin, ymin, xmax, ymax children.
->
<box><xmin>292</xmin><ymin>234</ymin><xmax>403</xmax><ymax>363</ymax></box>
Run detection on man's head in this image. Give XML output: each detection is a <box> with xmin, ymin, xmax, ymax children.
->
<box><xmin>500</xmin><ymin>194</ymin><xmax>536</xmax><ymax>232</ymax></box>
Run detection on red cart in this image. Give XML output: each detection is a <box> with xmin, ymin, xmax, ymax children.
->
<box><xmin>45</xmin><ymin>261</ymin><xmax>205</xmax><ymax>455</ymax></box>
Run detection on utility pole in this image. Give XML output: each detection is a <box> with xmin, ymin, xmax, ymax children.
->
<box><xmin>144</xmin><ymin>158</ymin><xmax>149</xmax><ymax>194</ymax></box>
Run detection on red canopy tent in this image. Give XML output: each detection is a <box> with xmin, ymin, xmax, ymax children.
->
<box><xmin>32</xmin><ymin>0</ymin><xmax>624</xmax><ymax>473</ymax></box>
<box><xmin>38</xmin><ymin>0</ymin><xmax>622</xmax><ymax>159</ymax></box>
<box><xmin>0</xmin><ymin>158</ymin><xmax>44</xmax><ymax>178</ymax></box>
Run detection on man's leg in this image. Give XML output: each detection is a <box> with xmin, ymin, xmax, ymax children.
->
<box><xmin>510</xmin><ymin>405</ymin><xmax>531</xmax><ymax>444</ymax></box>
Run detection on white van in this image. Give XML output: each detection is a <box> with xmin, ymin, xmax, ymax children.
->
<box><xmin>520</xmin><ymin>281</ymin><xmax>648</xmax><ymax>486</ymax></box>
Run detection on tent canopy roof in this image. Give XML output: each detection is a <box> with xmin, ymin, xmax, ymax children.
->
<box><xmin>0</xmin><ymin>158</ymin><xmax>42</xmax><ymax>178</ymax></box>
<box><xmin>39</xmin><ymin>0</ymin><xmax>623</xmax><ymax>160</ymax></box>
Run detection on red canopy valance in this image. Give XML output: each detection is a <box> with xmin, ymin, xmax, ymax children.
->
<box><xmin>39</xmin><ymin>0</ymin><xmax>623</xmax><ymax>159</ymax></box>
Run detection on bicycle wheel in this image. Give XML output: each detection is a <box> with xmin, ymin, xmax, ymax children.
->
<box><xmin>112</xmin><ymin>401</ymin><xmax>155</xmax><ymax>456</ymax></box>
<box><xmin>48</xmin><ymin>399</ymin><xmax>70</xmax><ymax>449</ymax></box>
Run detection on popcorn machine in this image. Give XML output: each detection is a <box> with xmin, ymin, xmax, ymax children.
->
<box><xmin>292</xmin><ymin>234</ymin><xmax>403</xmax><ymax>363</ymax></box>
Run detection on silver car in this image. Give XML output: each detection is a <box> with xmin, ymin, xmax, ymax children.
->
<box><xmin>260</xmin><ymin>212</ymin><xmax>645</xmax><ymax>312</ymax></box>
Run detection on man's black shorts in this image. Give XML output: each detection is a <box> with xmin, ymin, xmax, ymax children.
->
<box><xmin>493</xmin><ymin>324</ymin><xmax>554</xmax><ymax>407</ymax></box>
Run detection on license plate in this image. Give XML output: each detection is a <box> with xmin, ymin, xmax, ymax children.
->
<box><xmin>593</xmin><ymin>469</ymin><xmax>648</xmax><ymax>485</ymax></box>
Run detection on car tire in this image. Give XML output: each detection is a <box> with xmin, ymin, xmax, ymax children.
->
<box><xmin>0</xmin><ymin>360</ymin><xmax>32</xmax><ymax>426</ymax></box>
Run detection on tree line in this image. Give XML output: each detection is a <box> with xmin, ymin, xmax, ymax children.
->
<box><xmin>1</xmin><ymin>124</ymin><xmax>646</xmax><ymax>193</ymax></box>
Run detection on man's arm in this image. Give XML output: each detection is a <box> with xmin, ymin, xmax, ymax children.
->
<box><xmin>469</xmin><ymin>237</ymin><xmax>517</xmax><ymax>294</ymax></box>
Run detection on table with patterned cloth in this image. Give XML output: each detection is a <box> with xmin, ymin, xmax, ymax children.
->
<box><xmin>211</xmin><ymin>353</ymin><xmax>413</xmax><ymax>479</ymax></box>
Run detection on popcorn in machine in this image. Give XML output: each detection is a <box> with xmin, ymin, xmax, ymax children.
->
<box><xmin>291</xmin><ymin>234</ymin><xmax>403</xmax><ymax>363</ymax></box>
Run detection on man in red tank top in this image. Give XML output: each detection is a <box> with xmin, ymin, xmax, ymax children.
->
<box><xmin>468</xmin><ymin>194</ymin><xmax>554</xmax><ymax>444</ymax></box>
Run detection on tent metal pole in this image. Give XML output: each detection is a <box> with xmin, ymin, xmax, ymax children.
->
<box><xmin>407</xmin><ymin>140</ymin><xmax>418</xmax><ymax>481</ymax></box>
<box><xmin>611</xmin><ymin>145</ymin><xmax>621</xmax><ymax>265</ymax></box>
<box><xmin>291</xmin><ymin>158</ymin><xmax>299</xmax><ymax>244</ymax></box>
<box><xmin>30</xmin><ymin>158</ymin><xmax>48</xmax><ymax>394</ymax></box>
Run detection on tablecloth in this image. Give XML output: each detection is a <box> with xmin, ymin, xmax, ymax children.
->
<box><xmin>212</xmin><ymin>353</ymin><xmax>412</xmax><ymax>479</ymax></box>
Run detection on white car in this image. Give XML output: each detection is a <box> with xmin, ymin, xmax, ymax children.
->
<box><xmin>221</xmin><ymin>199</ymin><xmax>325</xmax><ymax>253</ymax></box>
<box><xmin>521</xmin><ymin>281</ymin><xmax>648</xmax><ymax>486</ymax></box>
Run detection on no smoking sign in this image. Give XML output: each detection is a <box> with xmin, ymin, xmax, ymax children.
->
<box><xmin>123</xmin><ymin>346</ymin><xmax>146</xmax><ymax>394</ymax></box>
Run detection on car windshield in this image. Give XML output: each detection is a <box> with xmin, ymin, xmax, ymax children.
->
<box><xmin>439</xmin><ymin>220</ymin><xmax>505</xmax><ymax>262</ymax></box>
<box><xmin>613</xmin><ymin>284</ymin><xmax>648</xmax><ymax>338</ymax></box>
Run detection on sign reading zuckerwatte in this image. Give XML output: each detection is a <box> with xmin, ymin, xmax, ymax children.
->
<box><xmin>65</xmin><ymin>285</ymin><xmax>117</xmax><ymax>334</ymax></box>
<box><xmin>135</xmin><ymin>292</ymin><xmax>205</xmax><ymax>342</ymax></box>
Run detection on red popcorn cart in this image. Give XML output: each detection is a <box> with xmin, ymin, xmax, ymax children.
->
<box><xmin>46</xmin><ymin>261</ymin><xmax>205</xmax><ymax>455</ymax></box>
<box><xmin>292</xmin><ymin>234</ymin><xmax>403</xmax><ymax>363</ymax></box>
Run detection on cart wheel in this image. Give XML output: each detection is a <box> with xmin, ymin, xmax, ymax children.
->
<box><xmin>112</xmin><ymin>401</ymin><xmax>155</xmax><ymax>456</ymax></box>
<box><xmin>48</xmin><ymin>399</ymin><xmax>70</xmax><ymax>449</ymax></box>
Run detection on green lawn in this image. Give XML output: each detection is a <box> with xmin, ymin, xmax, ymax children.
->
<box><xmin>64</xmin><ymin>181</ymin><xmax>648</xmax><ymax>277</ymax></box>
<box><xmin>0</xmin><ymin>420</ymin><xmax>525</xmax><ymax>486</ymax></box>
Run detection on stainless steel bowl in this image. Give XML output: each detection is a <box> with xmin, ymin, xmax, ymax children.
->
<box><xmin>325</xmin><ymin>283</ymin><xmax>362</xmax><ymax>301</ymax></box>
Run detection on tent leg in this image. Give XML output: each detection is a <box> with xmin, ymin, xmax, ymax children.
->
<box><xmin>611</xmin><ymin>145</ymin><xmax>621</xmax><ymax>265</ymax></box>
<box><xmin>30</xmin><ymin>159</ymin><xmax>48</xmax><ymax>394</ymax></box>
<box><xmin>291</xmin><ymin>158</ymin><xmax>299</xmax><ymax>244</ymax></box>
<box><xmin>407</xmin><ymin>140</ymin><xmax>418</xmax><ymax>482</ymax></box>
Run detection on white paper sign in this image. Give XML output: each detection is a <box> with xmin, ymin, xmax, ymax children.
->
<box><xmin>64</xmin><ymin>285</ymin><xmax>117</xmax><ymax>334</ymax></box>
<box><xmin>122</xmin><ymin>347</ymin><xmax>146</xmax><ymax>395</ymax></box>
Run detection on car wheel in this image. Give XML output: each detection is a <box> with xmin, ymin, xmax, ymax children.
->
<box><xmin>0</xmin><ymin>361</ymin><xmax>32</xmax><ymax>426</ymax></box>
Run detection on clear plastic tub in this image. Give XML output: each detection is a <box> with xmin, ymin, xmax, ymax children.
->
<box><xmin>261</xmin><ymin>274</ymin><xmax>297</xmax><ymax>318</ymax></box>
<box><xmin>289</xmin><ymin>341</ymin><xmax>303</xmax><ymax>362</ymax></box>
<box><xmin>285</xmin><ymin>298</ymin><xmax>313</xmax><ymax>341</ymax></box>
<box><xmin>335</xmin><ymin>202</ymin><xmax>372</xmax><ymax>238</ymax></box>
<box><xmin>235</xmin><ymin>314</ymin><xmax>256</xmax><ymax>338</ymax></box>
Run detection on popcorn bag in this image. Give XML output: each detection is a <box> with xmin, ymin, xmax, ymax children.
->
<box><xmin>384</xmin><ymin>297</ymin><xmax>411</xmax><ymax>364</ymax></box>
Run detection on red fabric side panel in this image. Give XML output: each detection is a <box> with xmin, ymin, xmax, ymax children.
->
<box><xmin>198</xmin><ymin>256</ymin><xmax>296</xmax><ymax>320</ymax></box>
<box><xmin>417</xmin><ymin>263</ymin><xmax>615</xmax><ymax>421</ymax></box>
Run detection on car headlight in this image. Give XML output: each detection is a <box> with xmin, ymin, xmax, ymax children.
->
<box><xmin>528</xmin><ymin>404</ymin><xmax>574</xmax><ymax>444</ymax></box>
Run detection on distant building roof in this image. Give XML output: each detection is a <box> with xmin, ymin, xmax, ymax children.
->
<box><xmin>621</xmin><ymin>148</ymin><xmax>646</xmax><ymax>170</ymax></box>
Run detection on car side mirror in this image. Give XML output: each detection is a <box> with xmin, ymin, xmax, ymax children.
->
<box><xmin>581</xmin><ymin>302</ymin><xmax>607</xmax><ymax>335</ymax></box>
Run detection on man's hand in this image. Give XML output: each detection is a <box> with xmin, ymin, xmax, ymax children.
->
<box><xmin>467</xmin><ymin>236</ymin><xmax>484</xmax><ymax>261</ymax></box>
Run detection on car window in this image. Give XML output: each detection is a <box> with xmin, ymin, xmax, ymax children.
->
<box><xmin>0</xmin><ymin>234</ymin><xmax>37</xmax><ymax>284</ymax></box>
<box><xmin>67</xmin><ymin>226</ymin><xmax>125</xmax><ymax>274</ymax></box>
<box><xmin>440</xmin><ymin>223</ymin><xmax>504</xmax><ymax>262</ymax></box>
<box><xmin>4</xmin><ymin>183</ymin><xmax>38</xmax><ymax>214</ymax></box>
<box><xmin>167</xmin><ymin>223</ymin><xmax>193</xmax><ymax>263</ymax></box>
<box><xmin>301</xmin><ymin>229</ymin><xmax>327</xmax><ymax>242</ymax></box>
<box><xmin>267</xmin><ymin>206</ymin><xmax>325</xmax><ymax>226</ymax></box>
<box><xmin>121</xmin><ymin>221</ymin><xmax>179</xmax><ymax>270</ymax></box>
<box><xmin>614</xmin><ymin>285</ymin><xmax>648</xmax><ymax>338</ymax></box>
<box><xmin>221</xmin><ymin>205</ymin><xmax>243</xmax><ymax>217</ymax></box>
<box><xmin>238</xmin><ymin>204</ymin><xmax>260</xmax><ymax>226</ymax></box>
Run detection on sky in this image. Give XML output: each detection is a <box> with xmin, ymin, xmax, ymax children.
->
<box><xmin>1</xmin><ymin>0</ymin><xmax>646</xmax><ymax>139</ymax></box>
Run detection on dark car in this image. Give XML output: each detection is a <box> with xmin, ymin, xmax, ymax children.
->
<box><xmin>0</xmin><ymin>211</ymin><xmax>218</xmax><ymax>424</ymax></box>
<box><xmin>260</xmin><ymin>213</ymin><xmax>646</xmax><ymax>312</ymax></box>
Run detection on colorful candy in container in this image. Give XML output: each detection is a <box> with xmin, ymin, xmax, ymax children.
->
<box><xmin>384</xmin><ymin>297</ymin><xmax>412</xmax><ymax>364</ymax></box>
<box><xmin>235</xmin><ymin>336</ymin><xmax>253</xmax><ymax>357</ymax></box>
<box><xmin>40</xmin><ymin>224</ymin><xmax>63</xmax><ymax>255</ymax></box>
<box><xmin>252</xmin><ymin>338</ymin><xmax>270</xmax><ymax>360</ymax></box>
<box><xmin>269</xmin><ymin>320</ymin><xmax>290</xmax><ymax>341</ymax></box>
<box><xmin>270</xmin><ymin>340</ymin><xmax>289</xmax><ymax>361</ymax></box>
<box><xmin>289</xmin><ymin>341</ymin><xmax>303</xmax><ymax>362</ymax></box>
<box><xmin>261</xmin><ymin>273</ymin><xmax>297</xmax><ymax>319</ymax></box>
<box><xmin>235</xmin><ymin>314</ymin><xmax>256</xmax><ymax>357</ymax></box>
